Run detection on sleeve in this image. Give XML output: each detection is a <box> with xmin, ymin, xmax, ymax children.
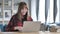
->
<box><xmin>5</xmin><ymin>16</ymin><xmax>15</xmax><ymax>32</ymax></box>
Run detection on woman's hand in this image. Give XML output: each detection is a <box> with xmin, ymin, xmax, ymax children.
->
<box><xmin>14</xmin><ymin>26</ymin><xmax>23</xmax><ymax>31</ymax></box>
<box><xmin>27</xmin><ymin>16</ymin><xmax>32</xmax><ymax>21</ymax></box>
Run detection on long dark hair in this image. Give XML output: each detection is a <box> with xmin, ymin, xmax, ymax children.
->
<box><xmin>16</xmin><ymin>2</ymin><xmax>28</xmax><ymax>23</ymax></box>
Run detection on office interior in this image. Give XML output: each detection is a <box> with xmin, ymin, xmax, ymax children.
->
<box><xmin>0</xmin><ymin>0</ymin><xmax>60</xmax><ymax>32</ymax></box>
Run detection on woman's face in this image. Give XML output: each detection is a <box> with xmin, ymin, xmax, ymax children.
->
<box><xmin>21</xmin><ymin>5</ymin><xmax>28</xmax><ymax>16</ymax></box>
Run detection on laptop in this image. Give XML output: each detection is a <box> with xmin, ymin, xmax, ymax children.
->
<box><xmin>22</xmin><ymin>21</ymin><xmax>41</xmax><ymax>32</ymax></box>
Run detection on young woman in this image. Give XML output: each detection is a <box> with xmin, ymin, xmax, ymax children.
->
<box><xmin>6</xmin><ymin>2</ymin><xmax>33</xmax><ymax>32</ymax></box>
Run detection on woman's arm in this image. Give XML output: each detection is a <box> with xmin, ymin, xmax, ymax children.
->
<box><xmin>6</xmin><ymin>15</ymin><xmax>23</xmax><ymax>32</ymax></box>
<box><xmin>5</xmin><ymin>16</ymin><xmax>15</xmax><ymax>32</ymax></box>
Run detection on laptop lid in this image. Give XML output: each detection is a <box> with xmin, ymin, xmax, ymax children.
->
<box><xmin>22</xmin><ymin>21</ymin><xmax>41</xmax><ymax>32</ymax></box>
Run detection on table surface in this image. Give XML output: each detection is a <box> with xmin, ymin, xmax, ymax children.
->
<box><xmin>0</xmin><ymin>31</ymin><xmax>60</xmax><ymax>34</ymax></box>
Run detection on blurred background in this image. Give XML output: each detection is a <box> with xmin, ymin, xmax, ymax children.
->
<box><xmin>0</xmin><ymin>0</ymin><xmax>60</xmax><ymax>32</ymax></box>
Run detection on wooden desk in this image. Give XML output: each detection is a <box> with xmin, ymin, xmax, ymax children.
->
<box><xmin>0</xmin><ymin>31</ymin><xmax>60</xmax><ymax>34</ymax></box>
<box><xmin>0</xmin><ymin>32</ymin><xmax>39</xmax><ymax>34</ymax></box>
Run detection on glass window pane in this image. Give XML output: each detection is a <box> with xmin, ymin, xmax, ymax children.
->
<box><xmin>55</xmin><ymin>0</ymin><xmax>59</xmax><ymax>23</ymax></box>
<box><xmin>31</xmin><ymin>0</ymin><xmax>37</xmax><ymax>21</ymax></box>
<box><xmin>47</xmin><ymin>0</ymin><xmax>54</xmax><ymax>23</ymax></box>
<box><xmin>38</xmin><ymin>0</ymin><xmax>45</xmax><ymax>23</ymax></box>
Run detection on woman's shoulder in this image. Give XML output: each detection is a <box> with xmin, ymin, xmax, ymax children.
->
<box><xmin>11</xmin><ymin>14</ymin><xmax>17</xmax><ymax>18</ymax></box>
<box><xmin>10</xmin><ymin>14</ymin><xmax>17</xmax><ymax>21</ymax></box>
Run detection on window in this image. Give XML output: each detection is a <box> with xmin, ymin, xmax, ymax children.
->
<box><xmin>55</xmin><ymin>0</ymin><xmax>59</xmax><ymax>23</ymax></box>
<box><xmin>46</xmin><ymin>0</ymin><xmax>54</xmax><ymax>23</ymax></box>
<box><xmin>31</xmin><ymin>0</ymin><xmax>37</xmax><ymax>21</ymax></box>
<box><xmin>38</xmin><ymin>0</ymin><xmax>45</xmax><ymax>23</ymax></box>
